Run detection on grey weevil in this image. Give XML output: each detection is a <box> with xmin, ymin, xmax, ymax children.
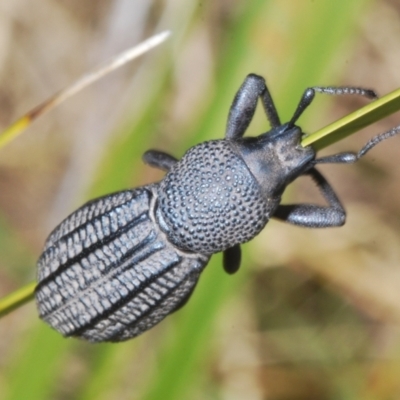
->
<box><xmin>35</xmin><ymin>74</ymin><xmax>400</xmax><ymax>342</ymax></box>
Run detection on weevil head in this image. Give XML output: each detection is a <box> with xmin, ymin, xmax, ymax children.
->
<box><xmin>234</xmin><ymin>123</ymin><xmax>315</xmax><ymax>197</ymax></box>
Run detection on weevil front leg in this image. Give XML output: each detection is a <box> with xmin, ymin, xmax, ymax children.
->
<box><xmin>143</xmin><ymin>150</ymin><xmax>178</xmax><ymax>172</ymax></box>
<box><xmin>273</xmin><ymin>168</ymin><xmax>346</xmax><ymax>228</ymax></box>
<box><xmin>226</xmin><ymin>74</ymin><xmax>281</xmax><ymax>139</ymax></box>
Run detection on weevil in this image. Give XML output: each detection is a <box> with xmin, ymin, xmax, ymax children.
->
<box><xmin>35</xmin><ymin>74</ymin><xmax>400</xmax><ymax>342</ymax></box>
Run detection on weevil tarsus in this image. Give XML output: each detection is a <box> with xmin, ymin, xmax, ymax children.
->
<box><xmin>273</xmin><ymin>168</ymin><xmax>346</xmax><ymax>228</ymax></box>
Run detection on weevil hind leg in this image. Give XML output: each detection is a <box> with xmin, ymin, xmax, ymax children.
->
<box><xmin>226</xmin><ymin>74</ymin><xmax>281</xmax><ymax>140</ymax></box>
<box><xmin>142</xmin><ymin>150</ymin><xmax>178</xmax><ymax>172</ymax></box>
<box><xmin>273</xmin><ymin>168</ymin><xmax>346</xmax><ymax>228</ymax></box>
<box><xmin>223</xmin><ymin>244</ymin><xmax>242</xmax><ymax>274</ymax></box>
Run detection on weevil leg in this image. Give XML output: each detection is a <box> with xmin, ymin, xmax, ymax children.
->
<box><xmin>289</xmin><ymin>86</ymin><xmax>377</xmax><ymax>127</ymax></box>
<box><xmin>314</xmin><ymin>153</ymin><xmax>358</xmax><ymax>164</ymax></box>
<box><xmin>273</xmin><ymin>168</ymin><xmax>346</xmax><ymax>228</ymax></box>
<box><xmin>314</xmin><ymin>125</ymin><xmax>400</xmax><ymax>165</ymax></box>
<box><xmin>226</xmin><ymin>74</ymin><xmax>280</xmax><ymax>140</ymax></box>
<box><xmin>223</xmin><ymin>244</ymin><xmax>242</xmax><ymax>274</ymax></box>
<box><xmin>142</xmin><ymin>150</ymin><xmax>178</xmax><ymax>172</ymax></box>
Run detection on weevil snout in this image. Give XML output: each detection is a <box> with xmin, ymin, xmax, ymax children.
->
<box><xmin>269</xmin><ymin>125</ymin><xmax>316</xmax><ymax>185</ymax></box>
<box><xmin>278</xmin><ymin>126</ymin><xmax>314</xmax><ymax>164</ymax></box>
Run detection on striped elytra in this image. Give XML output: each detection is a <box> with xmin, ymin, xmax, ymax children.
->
<box><xmin>36</xmin><ymin>186</ymin><xmax>209</xmax><ymax>342</ymax></box>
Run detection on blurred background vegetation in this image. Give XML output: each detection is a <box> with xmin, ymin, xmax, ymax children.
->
<box><xmin>1</xmin><ymin>0</ymin><xmax>400</xmax><ymax>399</ymax></box>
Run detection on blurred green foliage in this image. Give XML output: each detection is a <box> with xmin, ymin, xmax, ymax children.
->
<box><xmin>2</xmin><ymin>1</ymin><xmax>400</xmax><ymax>399</ymax></box>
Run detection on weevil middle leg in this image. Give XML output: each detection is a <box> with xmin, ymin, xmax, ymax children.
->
<box><xmin>143</xmin><ymin>150</ymin><xmax>178</xmax><ymax>171</ymax></box>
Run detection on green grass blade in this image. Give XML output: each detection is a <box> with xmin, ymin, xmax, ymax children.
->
<box><xmin>302</xmin><ymin>87</ymin><xmax>400</xmax><ymax>149</ymax></box>
<box><xmin>0</xmin><ymin>282</ymin><xmax>35</xmax><ymax>317</ymax></box>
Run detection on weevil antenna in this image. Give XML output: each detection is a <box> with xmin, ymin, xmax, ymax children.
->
<box><xmin>357</xmin><ymin>125</ymin><xmax>400</xmax><ymax>159</ymax></box>
<box><xmin>288</xmin><ymin>89</ymin><xmax>315</xmax><ymax>127</ymax></box>
<box><xmin>289</xmin><ymin>85</ymin><xmax>377</xmax><ymax>130</ymax></box>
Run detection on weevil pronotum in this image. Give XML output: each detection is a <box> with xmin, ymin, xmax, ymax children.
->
<box><xmin>35</xmin><ymin>74</ymin><xmax>400</xmax><ymax>342</ymax></box>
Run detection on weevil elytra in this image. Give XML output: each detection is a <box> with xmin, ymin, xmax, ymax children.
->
<box><xmin>35</xmin><ymin>74</ymin><xmax>399</xmax><ymax>342</ymax></box>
